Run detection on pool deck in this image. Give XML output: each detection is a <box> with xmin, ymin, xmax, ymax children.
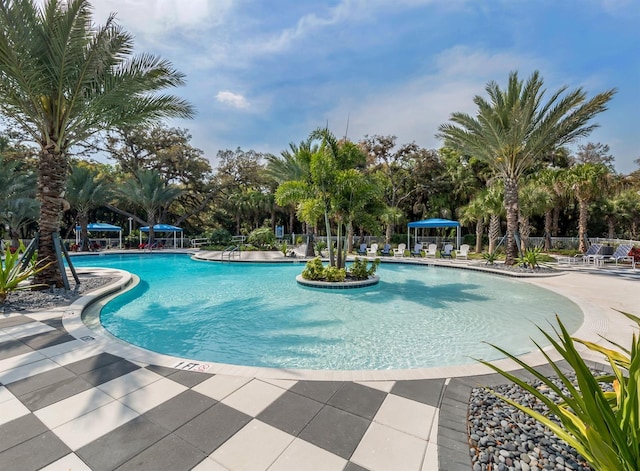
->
<box><xmin>0</xmin><ymin>251</ymin><xmax>638</xmax><ymax>470</ymax></box>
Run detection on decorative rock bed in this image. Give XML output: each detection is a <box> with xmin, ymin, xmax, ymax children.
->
<box><xmin>295</xmin><ymin>274</ymin><xmax>380</xmax><ymax>289</ymax></box>
<box><xmin>468</xmin><ymin>372</ymin><xmax>611</xmax><ymax>471</ymax></box>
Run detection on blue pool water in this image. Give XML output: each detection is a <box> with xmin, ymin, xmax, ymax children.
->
<box><xmin>72</xmin><ymin>254</ymin><xmax>583</xmax><ymax>370</ymax></box>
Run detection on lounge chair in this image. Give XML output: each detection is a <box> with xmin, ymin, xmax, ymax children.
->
<box><xmin>367</xmin><ymin>243</ymin><xmax>379</xmax><ymax>256</ymax></box>
<box><xmin>394</xmin><ymin>243</ymin><xmax>406</xmax><ymax>257</ymax></box>
<box><xmin>424</xmin><ymin>244</ymin><xmax>437</xmax><ymax>259</ymax></box>
<box><xmin>357</xmin><ymin>243</ymin><xmax>368</xmax><ymax>255</ymax></box>
<box><xmin>380</xmin><ymin>244</ymin><xmax>392</xmax><ymax>256</ymax></box>
<box><xmin>410</xmin><ymin>243</ymin><xmax>423</xmax><ymax>257</ymax></box>
<box><xmin>557</xmin><ymin>243</ymin><xmax>602</xmax><ymax>265</ymax></box>
<box><xmin>441</xmin><ymin>244</ymin><xmax>454</xmax><ymax>259</ymax></box>
<box><xmin>594</xmin><ymin>244</ymin><xmax>634</xmax><ymax>267</ymax></box>
<box><xmin>457</xmin><ymin>244</ymin><xmax>470</xmax><ymax>260</ymax></box>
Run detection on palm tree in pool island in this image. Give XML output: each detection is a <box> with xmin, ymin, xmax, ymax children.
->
<box><xmin>0</xmin><ymin>0</ymin><xmax>194</xmax><ymax>287</ymax></box>
<box><xmin>438</xmin><ymin>70</ymin><xmax>614</xmax><ymax>265</ymax></box>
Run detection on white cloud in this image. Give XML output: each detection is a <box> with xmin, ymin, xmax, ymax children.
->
<box><xmin>215</xmin><ymin>90</ymin><xmax>250</xmax><ymax>109</ymax></box>
<box><xmin>324</xmin><ymin>47</ymin><xmax>542</xmax><ymax>149</ymax></box>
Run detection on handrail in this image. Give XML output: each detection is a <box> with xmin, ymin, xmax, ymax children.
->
<box><xmin>221</xmin><ymin>245</ymin><xmax>241</xmax><ymax>261</ymax></box>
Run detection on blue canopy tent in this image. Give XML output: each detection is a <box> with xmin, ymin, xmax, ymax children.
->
<box><xmin>75</xmin><ymin>222</ymin><xmax>122</xmax><ymax>249</ymax></box>
<box><xmin>139</xmin><ymin>224</ymin><xmax>184</xmax><ymax>249</ymax></box>
<box><xmin>407</xmin><ymin>218</ymin><xmax>461</xmax><ymax>250</ymax></box>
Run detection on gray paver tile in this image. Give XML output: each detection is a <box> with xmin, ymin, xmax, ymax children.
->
<box><xmin>143</xmin><ymin>389</ymin><xmax>217</xmax><ymax>432</ymax></box>
<box><xmin>144</xmin><ymin>364</ymin><xmax>179</xmax><ymax>376</ymax></box>
<box><xmin>20</xmin><ymin>331</ymin><xmax>76</xmax><ymax>350</ymax></box>
<box><xmin>18</xmin><ymin>375</ymin><xmax>94</xmax><ymax>412</ymax></box>
<box><xmin>0</xmin><ymin>413</ymin><xmax>48</xmax><ymax>453</ymax></box>
<box><xmin>257</xmin><ymin>390</ymin><xmax>323</xmax><ymax>436</ymax></box>
<box><xmin>0</xmin><ymin>316</ymin><xmax>36</xmax><ymax>329</ymax></box>
<box><xmin>327</xmin><ymin>382</ymin><xmax>386</xmax><ymax>420</ymax></box>
<box><xmin>80</xmin><ymin>358</ymin><xmax>141</xmax><ymax>386</ymax></box>
<box><xmin>0</xmin><ymin>430</ymin><xmax>70</xmax><ymax>471</ymax></box>
<box><xmin>391</xmin><ymin>378</ymin><xmax>446</xmax><ymax>407</ymax></box>
<box><xmin>65</xmin><ymin>352</ymin><xmax>123</xmax><ymax>375</ymax></box>
<box><xmin>174</xmin><ymin>402</ymin><xmax>252</xmax><ymax>453</ymax></box>
<box><xmin>115</xmin><ymin>433</ymin><xmax>207</xmax><ymax>471</ymax></box>
<box><xmin>166</xmin><ymin>369</ymin><xmax>212</xmax><ymax>387</ymax></box>
<box><xmin>0</xmin><ymin>339</ymin><xmax>34</xmax><ymax>361</ymax></box>
<box><xmin>288</xmin><ymin>380</ymin><xmax>343</xmax><ymax>403</ymax></box>
<box><xmin>344</xmin><ymin>462</ymin><xmax>370</xmax><ymax>471</ymax></box>
<box><xmin>298</xmin><ymin>405</ymin><xmax>370</xmax><ymax>460</ymax></box>
<box><xmin>77</xmin><ymin>416</ymin><xmax>170</xmax><ymax>471</ymax></box>
<box><xmin>6</xmin><ymin>364</ymin><xmax>76</xmax><ymax>397</ymax></box>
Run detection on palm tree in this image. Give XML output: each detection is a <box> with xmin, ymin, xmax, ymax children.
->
<box><xmin>0</xmin><ymin>0</ymin><xmax>194</xmax><ymax>286</ymax></box>
<box><xmin>0</xmin><ymin>155</ymin><xmax>38</xmax><ymax>249</ymax></box>
<box><xmin>118</xmin><ymin>170</ymin><xmax>182</xmax><ymax>245</ymax></box>
<box><xmin>438</xmin><ymin>70</ymin><xmax>615</xmax><ymax>264</ymax></box>
<box><xmin>459</xmin><ymin>193</ymin><xmax>487</xmax><ymax>254</ymax></box>
<box><xmin>66</xmin><ymin>165</ymin><xmax>112</xmax><ymax>251</ymax></box>
<box><xmin>566</xmin><ymin>163</ymin><xmax>611</xmax><ymax>252</ymax></box>
<box><xmin>518</xmin><ymin>178</ymin><xmax>553</xmax><ymax>251</ymax></box>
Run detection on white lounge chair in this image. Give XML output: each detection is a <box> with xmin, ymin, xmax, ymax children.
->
<box><xmin>457</xmin><ymin>244</ymin><xmax>470</xmax><ymax>260</ymax></box>
<box><xmin>424</xmin><ymin>244</ymin><xmax>437</xmax><ymax>259</ymax></box>
<box><xmin>594</xmin><ymin>244</ymin><xmax>634</xmax><ymax>267</ymax></box>
<box><xmin>367</xmin><ymin>243</ymin><xmax>379</xmax><ymax>256</ymax></box>
<box><xmin>557</xmin><ymin>243</ymin><xmax>602</xmax><ymax>265</ymax></box>
<box><xmin>394</xmin><ymin>243</ymin><xmax>406</xmax><ymax>257</ymax></box>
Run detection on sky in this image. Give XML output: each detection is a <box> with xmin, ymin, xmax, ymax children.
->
<box><xmin>87</xmin><ymin>0</ymin><xmax>639</xmax><ymax>173</ymax></box>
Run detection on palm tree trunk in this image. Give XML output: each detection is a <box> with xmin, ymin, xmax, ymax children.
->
<box><xmin>475</xmin><ymin>219</ymin><xmax>483</xmax><ymax>253</ymax></box>
<box><xmin>34</xmin><ymin>146</ymin><xmax>67</xmax><ymax>288</ymax></box>
<box><xmin>488</xmin><ymin>215</ymin><xmax>500</xmax><ymax>254</ymax></box>
<box><xmin>80</xmin><ymin>214</ymin><xmax>90</xmax><ymax>251</ymax></box>
<box><xmin>503</xmin><ymin>177</ymin><xmax>519</xmax><ymax>265</ymax></box>
<box><xmin>552</xmin><ymin>206</ymin><xmax>560</xmax><ymax>236</ymax></box>
<box><xmin>519</xmin><ymin>215</ymin><xmax>530</xmax><ymax>252</ymax></box>
<box><xmin>578</xmin><ymin>198</ymin><xmax>589</xmax><ymax>252</ymax></box>
<box><xmin>346</xmin><ymin>221</ymin><xmax>354</xmax><ymax>253</ymax></box>
<box><xmin>544</xmin><ymin>210</ymin><xmax>552</xmax><ymax>251</ymax></box>
<box><xmin>324</xmin><ymin>210</ymin><xmax>334</xmax><ymax>266</ymax></box>
<box><xmin>385</xmin><ymin>223</ymin><xmax>392</xmax><ymax>245</ymax></box>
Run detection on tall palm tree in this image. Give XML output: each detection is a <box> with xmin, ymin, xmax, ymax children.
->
<box><xmin>118</xmin><ymin>170</ymin><xmax>182</xmax><ymax>245</ymax></box>
<box><xmin>0</xmin><ymin>155</ymin><xmax>38</xmax><ymax>249</ymax></box>
<box><xmin>0</xmin><ymin>0</ymin><xmax>194</xmax><ymax>286</ymax></box>
<box><xmin>438</xmin><ymin>70</ymin><xmax>615</xmax><ymax>264</ymax></box>
<box><xmin>66</xmin><ymin>165</ymin><xmax>112</xmax><ymax>251</ymax></box>
<box><xmin>518</xmin><ymin>178</ymin><xmax>553</xmax><ymax>251</ymax></box>
<box><xmin>566</xmin><ymin>163</ymin><xmax>611</xmax><ymax>252</ymax></box>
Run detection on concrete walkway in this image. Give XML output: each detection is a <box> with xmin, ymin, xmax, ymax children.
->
<box><xmin>0</xmin><ymin>252</ymin><xmax>637</xmax><ymax>470</ymax></box>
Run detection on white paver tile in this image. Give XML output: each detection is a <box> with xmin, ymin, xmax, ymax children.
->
<box><xmin>422</xmin><ymin>410</ymin><xmax>439</xmax><ymax>471</ymax></box>
<box><xmin>49</xmin><ymin>344</ymin><xmax>106</xmax><ymax>366</ymax></box>
<box><xmin>192</xmin><ymin>374</ymin><xmax>252</xmax><ymax>401</ymax></box>
<box><xmin>191</xmin><ymin>457</ymin><xmax>230</xmax><ymax>471</ymax></box>
<box><xmin>40</xmin><ymin>453</ymin><xmax>92</xmax><ymax>471</ymax></box>
<box><xmin>118</xmin><ymin>377</ymin><xmax>187</xmax><ymax>414</ymax></box>
<box><xmin>2</xmin><ymin>321</ymin><xmax>54</xmax><ymax>338</ymax></box>
<box><xmin>0</xmin><ymin>385</ymin><xmax>14</xmax><ymax>404</ymax></box>
<box><xmin>0</xmin><ymin>396</ymin><xmax>30</xmax><ymax>426</ymax></box>
<box><xmin>211</xmin><ymin>419</ymin><xmax>294</xmax><ymax>471</ymax></box>
<box><xmin>351</xmin><ymin>422</ymin><xmax>427</xmax><ymax>471</ymax></box>
<box><xmin>97</xmin><ymin>368</ymin><xmax>164</xmax><ymax>399</ymax></box>
<box><xmin>221</xmin><ymin>379</ymin><xmax>286</xmax><ymax>417</ymax></box>
<box><xmin>259</xmin><ymin>378</ymin><xmax>298</xmax><ymax>390</ymax></box>
<box><xmin>268</xmin><ymin>438</ymin><xmax>347</xmax><ymax>471</ymax></box>
<box><xmin>35</xmin><ymin>388</ymin><xmax>114</xmax><ymax>429</ymax></box>
<box><xmin>0</xmin><ymin>350</ymin><xmax>46</xmax><ymax>373</ymax></box>
<box><xmin>355</xmin><ymin>380</ymin><xmax>396</xmax><ymax>393</ymax></box>
<box><xmin>0</xmin><ymin>358</ymin><xmax>59</xmax><ymax>384</ymax></box>
<box><xmin>52</xmin><ymin>400</ymin><xmax>139</xmax><ymax>450</ymax></box>
<box><xmin>38</xmin><ymin>339</ymin><xmax>87</xmax><ymax>358</ymax></box>
<box><xmin>374</xmin><ymin>394</ymin><xmax>437</xmax><ymax>440</ymax></box>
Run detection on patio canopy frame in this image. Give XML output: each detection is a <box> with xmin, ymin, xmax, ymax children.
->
<box><xmin>407</xmin><ymin>218</ymin><xmax>461</xmax><ymax>250</ymax></box>
<box><xmin>140</xmin><ymin>224</ymin><xmax>184</xmax><ymax>248</ymax></box>
<box><xmin>75</xmin><ymin>222</ymin><xmax>122</xmax><ymax>249</ymax></box>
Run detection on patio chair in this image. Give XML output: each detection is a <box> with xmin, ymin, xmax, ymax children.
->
<box><xmin>557</xmin><ymin>243</ymin><xmax>602</xmax><ymax>265</ymax></box>
<box><xmin>380</xmin><ymin>244</ymin><xmax>392</xmax><ymax>256</ymax></box>
<box><xmin>441</xmin><ymin>244</ymin><xmax>454</xmax><ymax>259</ymax></box>
<box><xmin>367</xmin><ymin>243</ymin><xmax>379</xmax><ymax>256</ymax></box>
<box><xmin>424</xmin><ymin>244</ymin><xmax>437</xmax><ymax>259</ymax></box>
<box><xmin>357</xmin><ymin>243</ymin><xmax>368</xmax><ymax>256</ymax></box>
<box><xmin>410</xmin><ymin>243</ymin><xmax>423</xmax><ymax>257</ymax></box>
<box><xmin>594</xmin><ymin>244</ymin><xmax>634</xmax><ymax>267</ymax></box>
<box><xmin>394</xmin><ymin>243</ymin><xmax>406</xmax><ymax>257</ymax></box>
<box><xmin>456</xmin><ymin>244</ymin><xmax>470</xmax><ymax>260</ymax></box>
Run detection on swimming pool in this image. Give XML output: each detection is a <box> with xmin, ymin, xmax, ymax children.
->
<box><xmin>73</xmin><ymin>254</ymin><xmax>583</xmax><ymax>370</ymax></box>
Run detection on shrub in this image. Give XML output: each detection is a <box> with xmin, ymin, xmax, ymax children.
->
<box><xmin>480</xmin><ymin>312</ymin><xmax>640</xmax><ymax>471</ymax></box>
<box><xmin>482</xmin><ymin>251</ymin><xmax>499</xmax><ymax>264</ymax></box>
<box><xmin>295</xmin><ymin>236</ymin><xmax>304</xmax><ymax>245</ymax></box>
<box><xmin>210</xmin><ymin>228</ymin><xmax>232</xmax><ymax>245</ymax></box>
<box><xmin>0</xmin><ymin>245</ymin><xmax>52</xmax><ymax>303</ymax></box>
<box><xmin>349</xmin><ymin>257</ymin><xmax>380</xmax><ymax>280</ymax></box>
<box><xmin>628</xmin><ymin>246</ymin><xmax>640</xmax><ymax>262</ymax></box>
<box><xmin>324</xmin><ymin>266</ymin><xmax>346</xmax><ymax>282</ymax></box>
<box><xmin>302</xmin><ymin>257</ymin><xmax>325</xmax><ymax>280</ymax></box>
<box><xmin>516</xmin><ymin>246</ymin><xmax>543</xmax><ymax>268</ymax></box>
<box><xmin>247</xmin><ymin>227</ymin><xmax>276</xmax><ymax>249</ymax></box>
